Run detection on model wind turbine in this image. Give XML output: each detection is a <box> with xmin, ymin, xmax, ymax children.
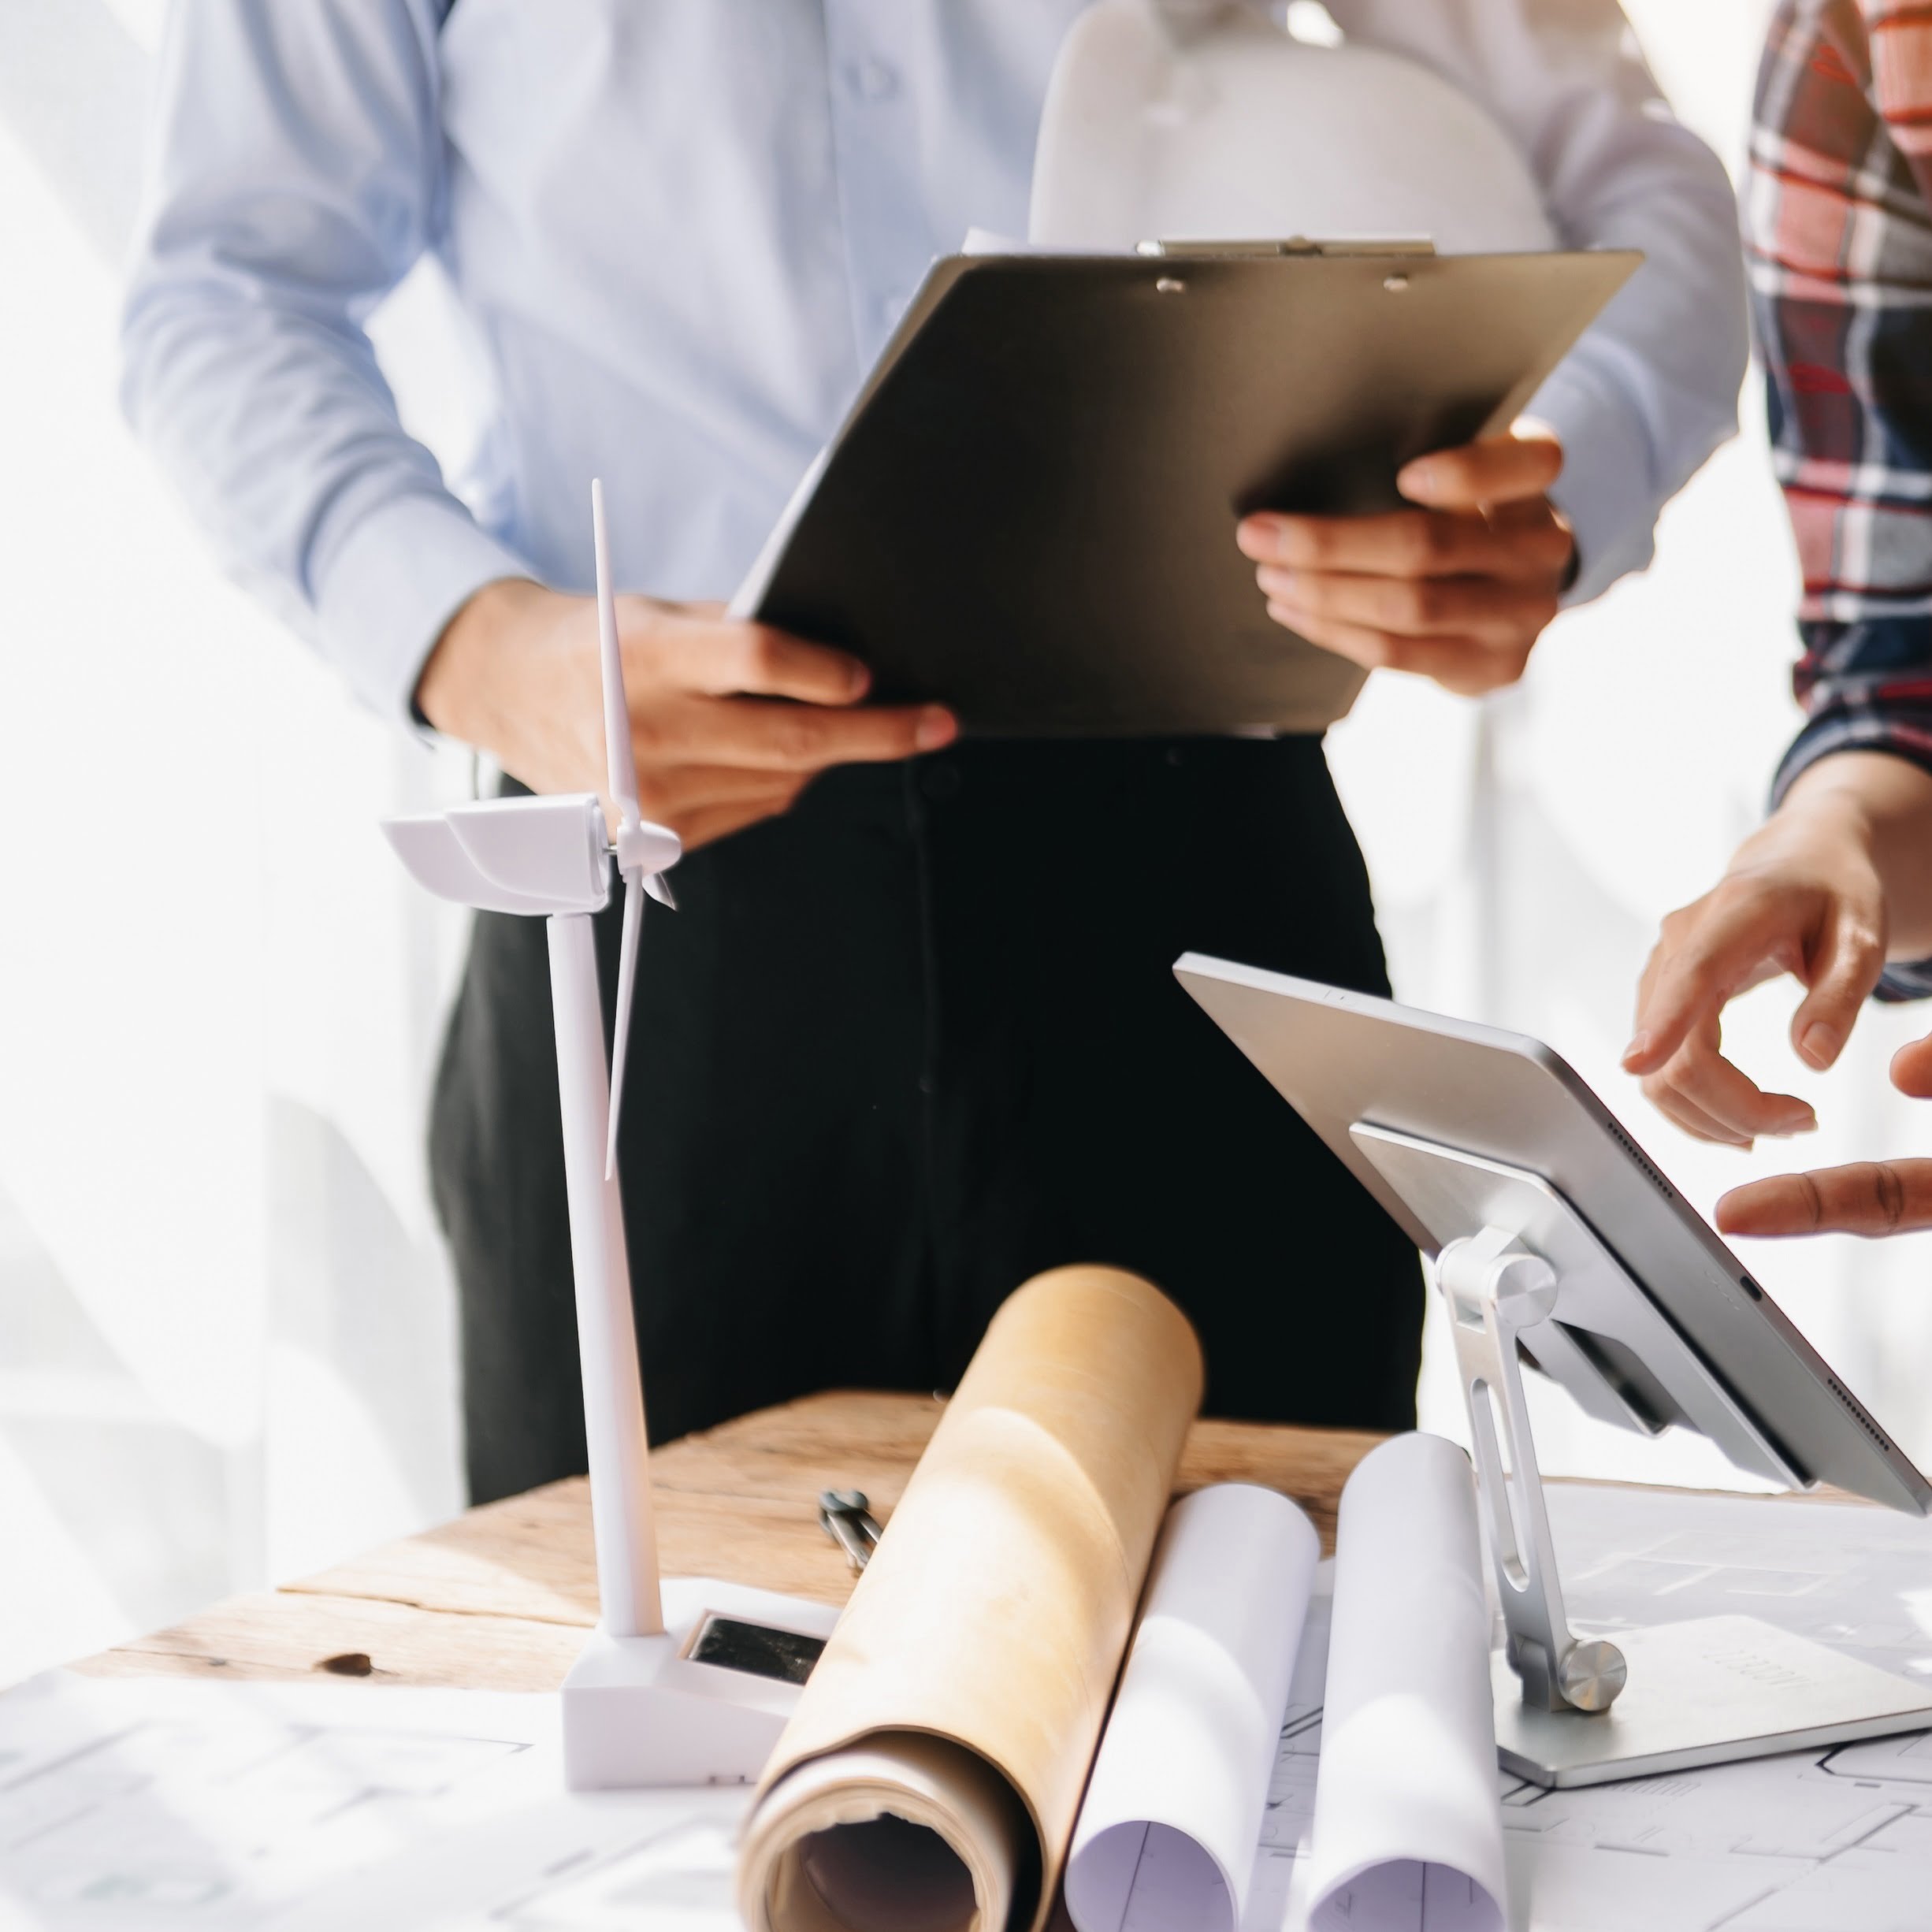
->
<box><xmin>382</xmin><ymin>481</ymin><xmax>840</xmax><ymax>1789</ymax></box>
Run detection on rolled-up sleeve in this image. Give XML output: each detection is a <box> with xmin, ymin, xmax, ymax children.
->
<box><xmin>1337</xmin><ymin>0</ymin><xmax>1748</xmax><ymax>604</ymax></box>
<box><xmin>1750</xmin><ymin>1</ymin><xmax>1932</xmax><ymax>996</ymax></box>
<box><xmin>121</xmin><ymin>0</ymin><xmax>529</xmax><ymax>726</ymax></box>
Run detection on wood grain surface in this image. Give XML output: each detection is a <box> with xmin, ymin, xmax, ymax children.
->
<box><xmin>74</xmin><ymin>1391</ymin><xmax>1386</xmax><ymax>1692</ymax></box>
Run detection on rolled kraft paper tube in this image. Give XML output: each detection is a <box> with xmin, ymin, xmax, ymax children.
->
<box><xmin>1063</xmin><ymin>1484</ymin><xmax>1321</xmax><ymax>1932</ymax></box>
<box><xmin>737</xmin><ymin>1265</ymin><xmax>1206</xmax><ymax>1932</ymax></box>
<box><xmin>1306</xmin><ymin>1432</ymin><xmax>1507</xmax><ymax>1932</ymax></box>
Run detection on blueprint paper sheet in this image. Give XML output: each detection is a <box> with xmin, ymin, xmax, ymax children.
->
<box><xmin>1247</xmin><ymin>1484</ymin><xmax>1932</xmax><ymax>1932</ymax></box>
<box><xmin>12</xmin><ymin>1485</ymin><xmax>1932</xmax><ymax>1930</ymax></box>
<box><xmin>0</xmin><ymin>1674</ymin><xmax>748</xmax><ymax>1930</ymax></box>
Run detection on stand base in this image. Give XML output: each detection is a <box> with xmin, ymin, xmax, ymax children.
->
<box><xmin>562</xmin><ymin>1577</ymin><xmax>842</xmax><ymax>1790</ymax></box>
<box><xmin>1494</xmin><ymin>1615</ymin><xmax>1932</xmax><ymax>1789</ymax></box>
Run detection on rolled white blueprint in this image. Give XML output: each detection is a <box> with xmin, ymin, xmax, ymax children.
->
<box><xmin>1306</xmin><ymin>1433</ymin><xmax>1504</xmax><ymax>1932</ymax></box>
<box><xmin>1064</xmin><ymin>1484</ymin><xmax>1321</xmax><ymax>1932</ymax></box>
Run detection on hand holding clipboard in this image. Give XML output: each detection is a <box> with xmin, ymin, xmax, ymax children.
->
<box><xmin>732</xmin><ymin>240</ymin><xmax>1638</xmax><ymax>738</ymax></box>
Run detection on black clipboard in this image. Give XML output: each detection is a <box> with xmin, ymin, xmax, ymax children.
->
<box><xmin>732</xmin><ymin>243</ymin><xmax>1640</xmax><ymax>738</ymax></box>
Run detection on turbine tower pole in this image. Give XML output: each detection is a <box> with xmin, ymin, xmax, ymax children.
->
<box><xmin>548</xmin><ymin>908</ymin><xmax>663</xmax><ymax>1639</ymax></box>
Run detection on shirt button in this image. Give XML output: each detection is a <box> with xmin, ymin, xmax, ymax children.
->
<box><xmin>920</xmin><ymin>760</ymin><xmax>962</xmax><ymax>801</ymax></box>
<box><xmin>849</xmin><ymin>58</ymin><xmax>900</xmax><ymax>101</ymax></box>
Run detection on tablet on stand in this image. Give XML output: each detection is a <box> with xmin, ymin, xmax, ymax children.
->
<box><xmin>1176</xmin><ymin>953</ymin><xmax>1932</xmax><ymax>1789</ymax></box>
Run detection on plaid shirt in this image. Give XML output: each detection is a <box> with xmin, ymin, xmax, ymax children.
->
<box><xmin>1752</xmin><ymin>1</ymin><xmax>1932</xmax><ymax>991</ymax></box>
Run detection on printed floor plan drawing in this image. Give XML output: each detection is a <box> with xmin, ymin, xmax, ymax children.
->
<box><xmin>1246</xmin><ymin>1488</ymin><xmax>1932</xmax><ymax>1932</ymax></box>
<box><xmin>6</xmin><ymin>1486</ymin><xmax>1932</xmax><ymax>1929</ymax></box>
<box><xmin>0</xmin><ymin>1677</ymin><xmax>745</xmax><ymax>1930</ymax></box>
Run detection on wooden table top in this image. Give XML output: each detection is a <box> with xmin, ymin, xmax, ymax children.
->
<box><xmin>75</xmin><ymin>1391</ymin><xmax>1386</xmax><ymax>1693</ymax></box>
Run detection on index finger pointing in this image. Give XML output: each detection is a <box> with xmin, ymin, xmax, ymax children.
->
<box><xmin>1715</xmin><ymin>1173</ymin><xmax>1824</xmax><ymax>1237</ymax></box>
<box><xmin>1717</xmin><ymin>1161</ymin><xmax>1932</xmax><ymax>1238</ymax></box>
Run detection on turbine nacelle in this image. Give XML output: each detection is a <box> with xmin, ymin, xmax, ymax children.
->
<box><xmin>385</xmin><ymin>795</ymin><xmax>608</xmax><ymax>916</ymax></box>
<box><xmin>383</xmin><ymin>795</ymin><xmax>682</xmax><ymax>919</ymax></box>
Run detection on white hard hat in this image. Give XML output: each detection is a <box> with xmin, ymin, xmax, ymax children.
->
<box><xmin>1031</xmin><ymin>0</ymin><xmax>1558</xmax><ymax>255</ymax></box>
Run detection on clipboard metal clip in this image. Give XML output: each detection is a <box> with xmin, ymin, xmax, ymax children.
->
<box><xmin>1135</xmin><ymin>235</ymin><xmax>1437</xmax><ymax>260</ymax></box>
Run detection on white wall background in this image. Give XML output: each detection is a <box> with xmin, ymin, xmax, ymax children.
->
<box><xmin>3</xmin><ymin>0</ymin><xmax>1928</xmax><ymax>1683</ymax></box>
<box><xmin>0</xmin><ymin>0</ymin><xmax>476</xmax><ymax>1677</ymax></box>
<box><xmin>1337</xmin><ymin>0</ymin><xmax>1932</xmax><ymax>1487</ymax></box>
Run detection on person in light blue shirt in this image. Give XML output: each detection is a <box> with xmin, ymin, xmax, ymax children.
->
<box><xmin>123</xmin><ymin>0</ymin><xmax>1746</xmax><ymax>1502</ymax></box>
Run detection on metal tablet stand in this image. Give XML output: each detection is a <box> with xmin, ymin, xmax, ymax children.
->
<box><xmin>1353</xmin><ymin>1120</ymin><xmax>1932</xmax><ymax>1790</ymax></box>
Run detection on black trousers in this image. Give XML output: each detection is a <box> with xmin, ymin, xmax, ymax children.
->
<box><xmin>430</xmin><ymin>735</ymin><xmax>1423</xmax><ymax>1505</ymax></box>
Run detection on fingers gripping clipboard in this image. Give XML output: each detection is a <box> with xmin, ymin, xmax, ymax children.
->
<box><xmin>730</xmin><ymin>243</ymin><xmax>1639</xmax><ymax>738</ymax></box>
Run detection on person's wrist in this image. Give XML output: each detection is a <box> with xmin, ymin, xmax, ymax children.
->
<box><xmin>1789</xmin><ymin>752</ymin><xmax>1932</xmax><ymax>958</ymax></box>
<box><xmin>415</xmin><ymin>575</ymin><xmax>550</xmax><ymax>744</ymax></box>
<box><xmin>1774</xmin><ymin>752</ymin><xmax>1888</xmax><ymax>834</ymax></box>
<box><xmin>1783</xmin><ymin>748</ymin><xmax>1932</xmax><ymax>823</ymax></box>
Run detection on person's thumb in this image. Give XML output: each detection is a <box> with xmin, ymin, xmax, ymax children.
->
<box><xmin>1893</xmin><ymin>1031</ymin><xmax>1932</xmax><ymax>1099</ymax></box>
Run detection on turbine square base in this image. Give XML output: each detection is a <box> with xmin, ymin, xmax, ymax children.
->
<box><xmin>562</xmin><ymin>1576</ymin><xmax>842</xmax><ymax>1790</ymax></box>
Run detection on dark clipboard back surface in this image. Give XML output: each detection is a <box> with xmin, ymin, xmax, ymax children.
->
<box><xmin>741</xmin><ymin>247</ymin><xmax>1639</xmax><ymax>738</ymax></box>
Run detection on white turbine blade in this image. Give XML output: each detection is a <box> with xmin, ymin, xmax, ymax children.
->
<box><xmin>604</xmin><ymin>868</ymin><xmax>645</xmax><ymax>1178</ymax></box>
<box><xmin>645</xmin><ymin>871</ymin><xmax>678</xmax><ymax>909</ymax></box>
<box><xmin>591</xmin><ymin>478</ymin><xmax>641</xmax><ymax>828</ymax></box>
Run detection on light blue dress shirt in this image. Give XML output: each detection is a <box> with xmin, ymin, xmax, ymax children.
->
<box><xmin>122</xmin><ymin>0</ymin><xmax>1747</xmax><ymax>728</ymax></box>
